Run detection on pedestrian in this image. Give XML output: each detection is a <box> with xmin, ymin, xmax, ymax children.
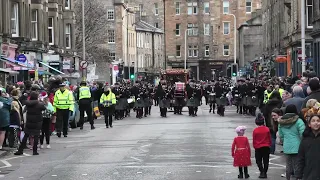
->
<box><xmin>100</xmin><ymin>86</ymin><xmax>116</xmax><ymax>128</ymax></box>
<box><xmin>278</xmin><ymin>104</ymin><xmax>305</xmax><ymax>180</ymax></box>
<box><xmin>296</xmin><ymin>114</ymin><xmax>320</xmax><ymax>180</ymax></box>
<box><xmin>253</xmin><ymin>113</ymin><xmax>272</xmax><ymax>179</ymax></box>
<box><xmin>0</xmin><ymin>88</ymin><xmax>11</xmax><ymax>150</ymax></box>
<box><xmin>14</xmin><ymin>91</ymin><xmax>46</xmax><ymax>155</ymax></box>
<box><xmin>8</xmin><ymin>101</ymin><xmax>21</xmax><ymax>148</ymax></box>
<box><xmin>270</xmin><ymin>108</ymin><xmax>283</xmax><ymax>154</ymax></box>
<box><xmin>231</xmin><ymin>126</ymin><xmax>251</xmax><ymax>179</ymax></box>
<box><xmin>39</xmin><ymin>92</ymin><xmax>54</xmax><ymax>149</ymax></box>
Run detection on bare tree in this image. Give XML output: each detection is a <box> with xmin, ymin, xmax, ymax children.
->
<box><xmin>74</xmin><ymin>0</ymin><xmax>110</xmax><ymax>63</ymax></box>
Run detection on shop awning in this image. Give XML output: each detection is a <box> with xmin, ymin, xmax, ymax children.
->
<box><xmin>0</xmin><ymin>68</ymin><xmax>19</xmax><ymax>75</ymax></box>
<box><xmin>29</xmin><ymin>70</ymin><xmax>55</xmax><ymax>76</ymax></box>
<box><xmin>38</xmin><ymin>61</ymin><xmax>65</xmax><ymax>74</ymax></box>
<box><xmin>0</xmin><ymin>57</ymin><xmax>32</xmax><ymax>69</ymax></box>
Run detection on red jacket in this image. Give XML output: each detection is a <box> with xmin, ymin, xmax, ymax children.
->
<box><xmin>253</xmin><ymin>126</ymin><xmax>272</xmax><ymax>149</ymax></box>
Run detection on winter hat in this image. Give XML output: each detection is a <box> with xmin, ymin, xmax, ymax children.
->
<box><xmin>40</xmin><ymin>91</ymin><xmax>48</xmax><ymax>100</ymax></box>
<box><xmin>255</xmin><ymin>113</ymin><xmax>265</xmax><ymax>125</ymax></box>
<box><xmin>235</xmin><ymin>126</ymin><xmax>246</xmax><ymax>135</ymax></box>
<box><xmin>285</xmin><ymin>104</ymin><xmax>298</xmax><ymax>115</ymax></box>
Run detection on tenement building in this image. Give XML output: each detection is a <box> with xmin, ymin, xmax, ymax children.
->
<box><xmin>164</xmin><ymin>0</ymin><xmax>261</xmax><ymax>80</ymax></box>
<box><xmin>311</xmin><ymin>0</ymin><xmax>320</xmax><ymax>75</ymax></box>
<box><xmin>0</xmin><ymin>0</ymin><xmax>76</xmax><ymax>82</ymax></box>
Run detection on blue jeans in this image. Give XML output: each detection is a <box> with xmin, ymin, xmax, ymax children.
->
<box><xmin>270</xmin><ymin>136</ymin><xmax>276</xmax><ymax>154</ymax></box>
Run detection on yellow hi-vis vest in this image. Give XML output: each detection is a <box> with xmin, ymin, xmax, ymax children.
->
<box><xmin>53</xmin><ymin>89</ymin><xmax>74</xmax><ymax>112</ymax></box>
<box><xmin>100</xmin><ymin>92</ymin><xmax>117</xmax><ymax>107</ymax></box>
<box><xmin>263</xmin><ymin>90</ymin><xmax>272</xmax><ymax>104</ymax></box>
<box><xmin>278</xmin><ymin>88</ymin><xmax>285</xmax><ymax>98</ymax></box>
<box><xmin>79</xmin><ymin>86</ymin><xmax>91</xmax><ymax>100</ymax></box>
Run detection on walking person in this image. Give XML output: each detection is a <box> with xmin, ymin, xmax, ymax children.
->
<box><xmin>231</xmin><ymin>126</ymin><xmax>251</xmax><ymax>179</ymax></box>
<box><xmin>0</xmin><ymin>88</ymin><xmax>11</xmax><ymax>150</ymax></box>
<box><xmin>278</xmin><ymin>104</ymin><xmax>305</xmax><ymax>180</ymax></box>
<box><xmin>100</xmin><ymin>86</ymin><xmax>116</xmax><ymax>128</ymax></box>
<box><xmin>8</xmin><ymin>101</ymin><xmax>21</xmax><ymax>148</ymax></box>
<box><xmin>53</xmin><ymin>83</ymin><xmax>74</xmax><ymax>137</ymax></box>
<box><xmin>77</xmin><ymin>81</ymin><xmax>94</xmax><ymax>130</ymax></box>
<box><xmin>39</xmin><ymin>92</ymin><xmax>54</xmax><ymax>149</ymax></box>
<box><xmin>14</xmin><ymin>92</ymin><xmax>46</xmax><ymax>155</ymax></box>
<box><xmin>253</xmin><ymin>113</ymin><xmax>272</xmax><ymax>178</ymax></box>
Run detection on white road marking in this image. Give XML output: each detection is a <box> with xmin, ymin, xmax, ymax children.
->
<box><xmin>82</xmin><ymin>174</ymin><xmax>88</xmax><ymax>176</ymax></box>
<box><xmin>269</xmin><ymin>162</ymin><xmax>286</xmax><ymax>168</ymax></box>
<box><xmin>196</xmin><ymin>171</ymin><xmax>201</xmax><ymax>173</ymax></box>
<box><xmin>113</xmin><ymin>172</ymin><xmax>119</xmax><ymax>175</ymax></box>
<box><xmin>137</xmin><ymin>172</ymin><xmax>142</xmax><ymax>174</ymax></box>
<box><xmin>226</xmin><ymin>172</ymin><xmax>231</xmax><ymax>174</ymax></box>
<box><xmin>19</xmin><ymin>177</ymin><xmax>24</xmax><ymax>179</ymax></box>
<box><xmin>51</xmin><ymin>175</ymin><xmax>57</xmax><ymax>177</ymax></box>
<box><xmin>167</xmin><ymin>172</ymin><xmax>172</xmax><ymax>174</ymax></box>
<box><xmin>141</xmin><ymin>144</ymin><xmax>152</xmax><ymax>148</ymax></box>
<box><xmin>189</xmin><ymin>165</ymin><xmax>220</xmax><ymax>168</ymax></box>
<box><xmin>0</xmin><ymin>154</ymin><xmax>32</xmax><ymax>169</ymax></box>
<box><xmin>130</xmin><ymin>157</ymin><xmax>142</xmax><ymax>162</ymax></box>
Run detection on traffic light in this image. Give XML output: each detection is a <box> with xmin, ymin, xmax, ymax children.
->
<box><xmin>129</xmin><ymin>67</ymin><xmax>134</xmax><ymax>80</ymax></box>
<box><xmin>231</xmin><ymin>63</ymin><xmax>238</xmax><ymax>77</ymax></box>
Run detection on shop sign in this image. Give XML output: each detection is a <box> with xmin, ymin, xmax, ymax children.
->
<box><xmin>49</xmin><ymin>62</ymin><xmax>60</xmax><ymax>66</ymax></box>
<box><xmin>63</xmin><ymin>59</ymin><xmax>71</xmax><ymax>70</ymax></box>
<box><xmin>16</xmin><ymin>54</ymin><xmax>27</xmax><ymax>63</ymax></box>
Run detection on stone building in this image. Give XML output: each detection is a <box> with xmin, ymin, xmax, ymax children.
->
<box><xmin>0</xmin><ymin>0</ymin><xmax>76</xmax><ymax>82</ymax></box>
<box><xmin>164</xmin><ymin>0</ymin><xmax>261</xmax><ymax>80</ymax></box>
<box><xmin>238</xmin><ymin>10</ymin><xmax>263</xmax><ymax>68</ymax></box>
<box><xmin>135</xmin><ymin>21</ymin><xmax>163</xmax><ymax>81</ymax></box>
<box><xmin>312</xmin><ymin>0</ymin><xmax>320</xmax><ymax>75</ymax></box>
<box><xmin>262</xmin><ymin>0</ymin><xmax>314</xmax><ymax>76</ymax></box>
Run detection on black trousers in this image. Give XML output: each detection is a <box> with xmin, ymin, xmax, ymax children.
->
<box><xmin>115</xmin><ymin>110</ymin><xmax>124</xmax><ymax>119</ymax></box>
<box><xmin>136</xmin><ymin>108</ymin><xmax>143</xmax><ymax>118</ymax></box>
<box><xmin>8</xmin><ymin>127</ymin><xmax>19</xmax><ymax>148</ymax></box>
<box><xmin>209</xmin><ymin>102</ymin><xmax>216</xmax><ymax>112</ymax></box>
<box><xmin>40</xmin><ymin>118</ymin><xmax>51</xmax><ymax>145</ymax></box>
<box><xmin>160</xmin><ymin>108</ymin><xmax>167</xmax><ymax>117</ymax></box>
<box><xmin>103</xmin><ymin>106</ymin><xmax>114</xmax><ymax>127</ymax></box>
<box><xmin>56</xmin><ymin>109</ymin><xmax>70</xmax><ymax>135</ymax></box>
<box><xmin>239</xmin><ymin>167</ymin><xmax>248</xmax><ymax>175</ymax></box>
<box><xmin>255</xmin><ymin>147</ymin><xmax>270</xmax><ymax>173</ymax></box>
<box><xmin>18</xmin><ymin>134</ymin><xmax>39</xmax><ymax>153</ymax></box>
<box><xmin>79</xmin><ymin>102</ymin><xmax>93</xmax><ymax>126</ymax></box>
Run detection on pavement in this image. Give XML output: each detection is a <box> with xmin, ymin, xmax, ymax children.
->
<box><xmin>0</xmin><ymin>105</ymin><xmax>287</xmax><ymax>180</ymax></box>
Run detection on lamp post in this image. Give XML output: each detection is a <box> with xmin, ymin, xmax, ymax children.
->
<box><xmin>184</xmin><ymin>28</ymin><xmax>188</xmax><ymax>70</ymax></box>
<box><xmin>227</xmin><ymin>13</ymin><xmax>237</xmax><ymax>65</ymax></box>
<box><xmin>82</xmin><ymin>0</ymin><xmax>86</xmax><ymax>80</ymax></box>
<box><xmin>301</xmin><ymin>0</ymin><xmax>306</xmax><ymax>73</ymax></box>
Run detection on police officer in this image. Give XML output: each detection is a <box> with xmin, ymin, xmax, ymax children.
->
<box><xmin>53</xmin><ymin>83</ymin><xmax>74</xmax><ymax>138</ymax></box>
<box><xmin>100</xmin><ymin>86</ymin><xmax>117</xmax><ymax>128</ymax></box>
<box><xmin>77</xmin><ymin>81</ymin><xmax>95</xmax><ymax>130</ymax></box>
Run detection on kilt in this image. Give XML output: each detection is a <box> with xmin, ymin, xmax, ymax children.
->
<box><xmin>159</xmin><ymin>98</ymin><xmax>170</xmax><ymax>108</ymax></box>
<box><xmin>134</xmin><ymin>98</ymin><xmax>145</xmax><ymax>108</ymax></box>
<box><xmin>251</xmin><ymin>96</ymin><xmax>259</xmax><ymax>107</ymax></box>
<box><xmin>144</xmin><ymin>97</ymin><xmax>153</xmax><ymax>107</ymax></box>
<box><xmin>216</xmin><ymin>97</ymin><xmax>227</xmax><ymax>106</ymax></box>
<box><xmin>208</xmin><ymin>94</ymin><xmax>216</xmax><ymax>103</ymax></box>
<box><xmin>242</xmin><ymin>96</ymin><xmax>258</xmax><ymax>106</ymax></box>
<box><xmin>186</xmin><ymin>97</ymin><xmax>200</xmax><ymax>107</ymax></box>
<box><xmin>115</xmin><ymin>98</ymin><xmax>127</xmax><ymax>110</ymax></box>
<box><xmin>173</xmin><ymin>97</ymin><xmax>185</xmax><ymax>106</ymax></box>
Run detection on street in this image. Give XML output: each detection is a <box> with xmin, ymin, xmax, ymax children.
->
<box><xmin>0</xmin><ymin>105</ymin><xmax>286</xmax><ymax>180</ymax></box>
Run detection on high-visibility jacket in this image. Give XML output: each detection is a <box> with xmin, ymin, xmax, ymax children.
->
<box><xmin>278</xmin><ymin>88</ymin><xmax>285</xmax><ymax>98</ymax></box>
<box><xmin>100</xmin><ymin>92</ymin><xmax>117</xmax><ymax>107</ymax></box>
<box><xmin>53</xmin><ymin>89</ymin><xmax>74</xmax><ymax>112</ymax></box>
<box><xmin>79</xmin><ymin>86</ymin><xmax>91</xmax><ymax>100</ymax></box>
<box><xmin>263</xmin><ymin>90</ymin><xmax>272</xmax><ymax>104</ymax></box>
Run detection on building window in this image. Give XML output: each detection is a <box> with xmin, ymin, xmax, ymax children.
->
<box><xmin>223</xmin><ymin>0</ymin><xmax>229</xmax><ymax>14</ymax></box>
<box><xmin>11</xmin><ymin>3</ymin><xmax>19</xmax><ymax>37</ymax></box>
<box><xmin>246</xmin><ymin>0</ymin><xmax>252</xmax><ymax>13</ymax></box>
<box><xmin>204</xmin><ymin>23</ymin><xmax>210</xmax><ymax>35</ymax></box>
<box><xmin>176</xmin><ymin>45</ymin><xmax>181</xmax><ymax>57</ymax></box>
<box><xmin>223</xmin><ymin>22</ymin><xmax>230</xmax><ymax>35</ymax></box>
<box><xmin>139</xmin><ymin>4</ymin><xmax>144</xmax><ymax>16</ymax></box>
<box><xmin>109</xmin><ymin>52</ymin><xmax>116</xmax><ymax>61</ymax></box>
<box><xmin>31</xmin><ymin>10</ymin><xmax>38</xmax><ymax>41</ymax></box>
<box><xmin>204</xmin><ymin>45</ymin><xmax>209</xmax><ymax>57</ymax></box>
<box><xmin>48</xmin><ymin>17</ymin><xmax>54</xmax><ymax>45</ymax></box>
<box><xmin>176</xmin><ymin>24</ymin><xmax>180</xmax><ymax>36</ymax></box>
<box><xmin>154</xmin><ymin>3</ymin><xmax>159</xmax><ymax>15</ymax></box>
<box><xmin>107</xmin><ymin>9</ymin><xmax>114</xmax><ymax>20</ymax></box>
<box><xmin>155</xmin><ymin>23</ymin><xmax>159</xmax><ymax>28</ymax></box>
<box><xmin>223</xmin><ymin>44</ymin><xmax>229</xmax><ymax>56</ymax></box>
<box><xmin>108</xmin><ymin>30</ymin><xmax>115</xmax><ymax>43</ymax></box>
<box><xmin>306</xmin><ymin>0</ymin><xmax>313</xmax><ymax>28</ymax></box>
<box><xmin>187</xmin><ymin>24</ymin><xmax>198</xmax><ymax>36</ymax></box>
<box><xmin>65</xmin><ymin>0</ymin><xmax>70</xmax><ymax>10</ymax></box>
<box><xmin>175</xmin><ymin>2</ymin><xmax>180</xmax><ymax>15</ymax></box>
<box><xmin>65</xmin><ymin>24</ymin><xmax>71</xmax><ymax>49</ymax></box>
<box><xmin>204</xmin><ymin>2</ymin><xmax>210</xmax><ymax>14</ymax></box>
<box><xmin>188</xmin><ymin>2</ymin><xmax>198</xmax><ymax>15</ymax></box>
<box><xmin>188</xmin><ymin>45</ymin><xmax>198</xmax><ymax>57</ymax></box>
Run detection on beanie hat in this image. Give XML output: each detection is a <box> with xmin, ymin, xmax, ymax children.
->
<box><xmin>39</xmin><ymin>91</ymin><xmax>48</xmax><ymax>100</ymax></box>
<box><xmin>235</xmin><ymin>126</ymin><xmax>246</xmax><ymax>134</ymax></box>
<box><xmin>255</xmin><ymin>113</ymin><xmax>265</xmax><ymax>125</ymax></box>
<box><xmin>285</xmin><ymin>104</ymin><xmax>298</xmax><ymax>114</ymax></box>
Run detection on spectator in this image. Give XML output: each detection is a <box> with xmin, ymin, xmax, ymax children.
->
<box><xmin>284</xmin><ymin>86</ymin><xmax>305</xmax><ymax>112</ymax></box>
<box><xmin>302</xmin><ymin>78</ymin><xmax>320</xmax><ymax>108</ymax></box>
<box><xmin>0</xmin><ymin>88</ymin><xmax>11</xmax><ymax>150</ymax></box>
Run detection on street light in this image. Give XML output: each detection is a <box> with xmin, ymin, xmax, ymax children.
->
<box><xmin>225</xmin><ymin>13</ymin><xmax>237</xmax><ymax>65</ymax></box>
<box><xmin>82</xmin><ymin>0</ymin><xmax>86</xmax><ymax>80</ymax></box>
<box><xmin>301</xmin><ymin>0</ymin><xmax>306</xmax><ymax>73</ymax></box>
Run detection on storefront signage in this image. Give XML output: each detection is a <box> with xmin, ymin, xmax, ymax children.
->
<box><xmin>49</xmin><ymin>62</ymin><xmax>60</xmax><ymax>66</ymax></box>
<box><xmin>16</xmin><ymin>54</ymin><xmax>27</xmax><ymax>63</ymax></box>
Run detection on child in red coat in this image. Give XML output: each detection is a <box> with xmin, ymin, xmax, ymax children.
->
<box><xmin>232</xmin><ymin>126</ymin><xmax>251</xmax><ymax>179</ymax></box>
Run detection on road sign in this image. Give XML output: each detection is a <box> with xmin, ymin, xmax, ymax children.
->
<box><xmin>80</xmin><ymin>61</ymin><xmax>88</xmax><ymax>69</ymax></box>
<box><xmin>16</xmin><ymin>54</ymin><xmax>27</xmax><ymax>63</ymax></box>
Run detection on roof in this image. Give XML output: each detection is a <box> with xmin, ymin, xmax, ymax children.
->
<box><xmin>135</xmin><ymin>21</ymin><xmax>163</xmax><ymax>33</ymax></box>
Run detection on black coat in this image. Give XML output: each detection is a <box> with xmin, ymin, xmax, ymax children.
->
<box><xmin>296</xmin><ymin>127</ymin><xmax>320</xmax><ymax>180</ymax></box>
<box><xmin>24</xmin><ymin>100</ymin><xmax>46</xmax><ymax>136</ymax></box>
